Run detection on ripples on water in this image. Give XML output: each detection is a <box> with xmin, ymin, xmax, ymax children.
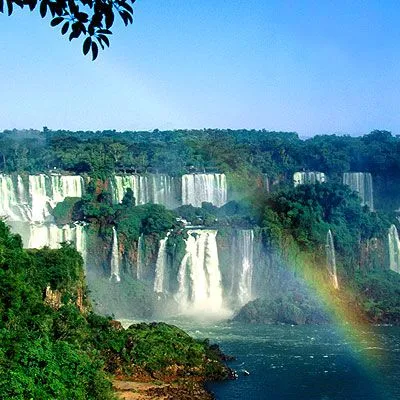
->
<box><xmin>121</xmin><ymin>319</ymin><xmax>400</xmax><ymax>400</ymax></box>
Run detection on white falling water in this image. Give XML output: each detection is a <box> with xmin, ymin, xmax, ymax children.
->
<box><xmin>23</xmin><ymin>222</ymin><xmax>87</xmax><ymax>261</ymax></box>
<box><xmin>113</xmin><ymin>174</ymin><xmax>178</xmax><ymax>208</ymax></box>
<box><xmin>0</xmin><ymin>174</ymin><xmax>84</xmax><ymax>223</ymax></box>
<box><xmin>236</xmin><ymin>230</ymin><xmax>255</xmax><ymax>306</ymax></box>
<box><xmin>0</xmin><ymin>175</ymin><xmax>27</xmax><ymax>221</ymax></box>
<box><xmin>181</xmin><ymin>174</ymin><xmax>228</xmax><ymax>207</ymax></box>
<box><xmin>262</xmin><ymin>174</ymin><xmax>270</xmax><ymax>193</ymax></box>
<box><xmin>50</xmin><ymin>175</ymin><xmax>84</xmax><ymax>205</ymax></box>
<box><xmin>326</xmin><ymin>230</ymin><xmax>339</xmax><ymax>289</ymax></box>
<box><xmin>151</xmin><ymin>175</ymin><xmax>179</xmax><ymax>209</ymax></box>
<box><xmin>29</xmin><ymin>175</ymin><xmax>51</xmax><ymax>223</ymax></box>
<box><xmin>293</xmin><ymin>172</ymin><xmax>326</xmax><ymax>187</ymax></box>
<box><xmin>75</xmin><ymin>224</ymin><xmax>87</xmax><ymax>270</ymax></box>
<box><xmin>110</xmin><ymin>227</ymin><xmax>121</xmax><ymax>282</ymax></box>
<box><xmin>136</xmin><ymin>234</ymin><xmax>144</xmax><ymax>280</ymax></box>
<box><xmin>154</xmin><ymin>234</ymin><xmax>169</xmax><ymax>293</ymax></box>
<box><xmin>388</xmin><ymin>224</ymin><xmax>400</xmax><ymax>274</ymax></box>
<box><xmin>343</xmin><ymin>172</ymin><xmax>374</xmax><ymax>210</ymax></box>
<box><xmin>113</xmin><ymin>175</ymin><xmax>150</xmax><ymax>205</ymax></box>
<box><xmin>176</xmin><ymin>230</ymin><xmax>228</xmax><ymax>316</ymax></box>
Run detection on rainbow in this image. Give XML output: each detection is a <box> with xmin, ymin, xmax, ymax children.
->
<box><xmin>283</xmin><ymin>243</ymin><xmax>389</xmax><ymax>377</ymax></box>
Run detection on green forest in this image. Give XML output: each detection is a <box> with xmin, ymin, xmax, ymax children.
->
<box><xmin>1</xmin><ymin>128</ymin><xmax>399</xmax><ymax>209</ymax></box>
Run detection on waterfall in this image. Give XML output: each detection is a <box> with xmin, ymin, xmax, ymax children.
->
<box><xmin>388</xmin><ymin>225</ymin><xmax>400</xmax><ymax>274</ymax></box>
<box><xmin>29</xmin><ymin>175</ymin><xmax>51</xmax><ymax>223</ymax></box>
<box><xmin>110</xmin><ymin>227</ymin><xmax>121</xmax><ymax>282</ymax></box>
<box><xmin>137</xmin><ymin>234</ymin><xmax>144</xmax><ymax>280</ymax></box>
<box><xmin>234</xmin><ymin>230</ymin><xmax>255</xmax><ymax>306</ymax></box>
<box><xmin>293</xmin><ymin>172</ymin><xmax>326</xmax><ymax>187</ymax></box>
<box><xmin>151</xmin><ymin>175</ymin><xmax>179</xmax><ymax>209</ymax></box>
<box><xmin>262</xmin><ymin>174</ymin><xmax>270</xmax><ymax>193</ymax></box>
<box><xmin>176</xmin><ymin>230</ymin><xmax>227</xmax><ymax>316</ymax></box>
<box><xmin>75</xmin><ymin>224</ymin><xmax>87</xmax><ymax>269</ymax></box>
<box><xmin>50</xmin><ymin>175</ymin><xmax>84</xmax><ymax>204</ymax></box>
<box><xmin>20</xmin><ymin>222</ymin><xmax>87</xmax><ymax>257</ymax></box>
<box><xmin>182</xmin><ymin>174</ymin><xmax>227</xmax><ymax>207</ymax></box>
<box><xmin>343</xmin><ymin>172</ymin><xmax>374</xmax><ymax>210</ymax></box>
<box><xmin>154</xmin><ymin>234</ymin><xmax>169</xmax><ymax>293</ymax></box>
<box><xmin>0</xmin><ymin>174</ymin><xmax>84</xmax><ymax>223</ymax></box>
<box><xmin>326</xmin><ymin>230</ymin><xmax>339</xmax><ymax>289</ymax></box>
<box><xmin>113</xmin><ymin>174</ymin><xmax>178</xmax><ymax>208</ymax></box>
<box><xmin>0</xmin><ymin>174</ymin><xmax>26</xmax><ymax>221</ymax></box>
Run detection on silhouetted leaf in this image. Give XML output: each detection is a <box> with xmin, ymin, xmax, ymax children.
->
<box><xmin>91</xmin><ymin>41</ymin><xmax>98</xmax><ymax>60</ymax></box>
<box><xmin>39</xmin><ymin>0</ymin><xmax>47</xmax><ymax>17</ymax></box>
<box><xmin>69</xmin><ymin>28</ymin><xmax>80</xmax><ymax>41</ymax></box>
<box><xmin>0</xmin><ymin>0</ymin><xmax>137</xmax><ymax>60</ymax></box>
<box><xmin>97</xmin><ymin>29</ymin><xmax>112</xmax><ymax>35</ymax></box>
<box><xmin>98</xmin><ymin>34</ymin><xmax>109</xmax><ymax>47</ymax></box>
<box><xmin>120</xmin><ymin>2</ymin><xmax>133</xmax><ymax>13</ymax></box>
<box><xmin>83</xmin><ymin>36</ymin><xmax>91</xmax><ymax>55</ymax></box>
<box><xmin>6</xmin><ymin>0</ymin><xmax>13</xmax><ymax>15</ymax></box>
<box><xmin>61</xmin><ymin>21</ymin><xmax>69</xmax><ymax>35</ymax></box>
<box><xmin>28</xmin><ymin>0</ymin><xmax>37</xmax><ymax>11</ymax></box>
<box><xmin>105</xmin><ymin>7</ymin><xmax>114</xmax><ymax>29</ymax></box>
<box><xmin>50</xmin><ymin>16</ymin><xmax>63</xmax><ymax>26</ymax></box>
<box><xmin>119</xmin><ymin>10</ymin><xmax>132</xmax><ymax>26</ymax></box>
<box><xmin>67</xmin><ymin>0</ymin><xmax>78</xmax><ymax>14</ymax></box>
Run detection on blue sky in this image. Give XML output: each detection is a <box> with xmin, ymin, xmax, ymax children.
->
<box><xmin>0</xmin><ymin>0</ymin><xmax>399</xmax><ymax>136</ymax></box>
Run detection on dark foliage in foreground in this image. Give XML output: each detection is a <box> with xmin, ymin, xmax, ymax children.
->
<box><xmin>0</xmin><ymin>0</ymin><xmax>136</xmax><ymax>60</ymax></box>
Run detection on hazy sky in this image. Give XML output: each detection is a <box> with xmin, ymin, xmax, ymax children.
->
<box><xmin>0</xmin><ymin>1</ymin><xmax>399</xmax><ymax>136</ymax></box>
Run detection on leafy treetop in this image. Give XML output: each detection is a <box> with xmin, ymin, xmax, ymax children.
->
<box><xmin>0</xmin><ymin>0</ymin><xmax>136</xmax><ymax>59</ymax></box>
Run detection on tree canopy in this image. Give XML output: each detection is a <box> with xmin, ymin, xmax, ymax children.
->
<box><xmin>0</xmin><ymin>0</ymin><xmax>136</xmax><ymax>59</ymax></box>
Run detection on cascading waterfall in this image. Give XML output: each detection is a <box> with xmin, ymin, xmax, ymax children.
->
<box><xmin>113</xmin><ymin>175</ymin><xmax>150</xmax><ymax>205</ymax></box>
<box><xmin>293</xmin><ymin>171</ymin><xmax>326</xmax><ymax>187</ymax></box>
<box><xmin>176</xmin><ymin>230</ymin><xmax>227</xmax><ymax>316</ymax></box>
<box><xmin>0</xmin><ymin>173</ymin><xmax>84</xmax><ymax>223</ymax></box>
<box><xmin>50</xmin><ymin>175</ymin><xmax>84</xmax><ymax>204</ymax></box>
<box><xmin>262</xmin><ymin>174</ymin><xmax>270</xmax><ymax>193</ymax></box>
<box><xmin>112</xmin><ymin>174</ymin><xmax>178</xmax><ymax>208</ymax></box>
<box><xmin>29</xmin><ymin>174</ymin><xmax>52</xmax><ymax>223</ymax></box>
<box><xmin>388</xmin><ymin>224</ymin><xmax>400</xmax><ymax>274</ymax></box>
<box><xmin>0</xmin><ymin>174</ymin><xmax>27</xmax><ymax>221</ymax></box>
<box><xmin>182</xmin><ymin>174</ymin><xmax>227</xmax><ymax>207</ymax></box>
<box><xmin>151</xmin><ymin>175</ymin><xmax>179</xmax><ymax>209</ymax></box>
<box><xmin>1</xmin><ymin>172</ymin><xmax>87</xmax><ymax>272</ymax></box>
<box><xmin>343</xmin><ymin>172</ymin><xmax>374</xmax><ymax>210</ymax></box>
<box><xmin>233</xmin><ymin>230</ymin><xmax>255</xmax><ymax>306</ymax></box>
<box><xmin>22</xmin><ymin>222</ymin><xmax>87</xmax><ymax>263</ymax></box>
<box><xmin>154</xmin><ymin>234</ymin><xmax>169</xmax><ymax>293</ymax></box>
<box><xmin>110</xmin><ymin>227</ymin><xmax>121</xmax><ymax>282</ymax></box>
<box><xmin>326</xmin><ymin>230</ymin><xmax>339</xmax><ymax>289</ymax></box>
<box><xmin>137</xmin><ymin>234</ymin><xmax>144</xmax><ymax>280</ymax></box>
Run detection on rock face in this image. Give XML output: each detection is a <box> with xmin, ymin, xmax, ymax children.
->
<box><xmin>44</xmin><ymin>286</ymin><xmax>62</xmax><ymax>309</ymax></box>
<box><xmin>233</xmin><ymin>292</ymin><xmax>329</xmax><ymax>325</ymax></box>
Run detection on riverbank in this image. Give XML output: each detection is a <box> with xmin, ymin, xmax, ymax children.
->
<box><xmin>114</xmin><ymin>377</ymin><xmax>213</xmax><ymax>400</ymax></box>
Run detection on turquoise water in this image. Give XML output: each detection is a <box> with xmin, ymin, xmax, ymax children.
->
<box><xmin>175</xmin><ymin>321</ymin><xmax>400</xmax><ymax>400</ymax></box>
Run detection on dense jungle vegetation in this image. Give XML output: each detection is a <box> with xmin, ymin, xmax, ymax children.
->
<box><xmin>0</xmin><ymin>221</ymin><xmax>229</xmax><ymax>399</ymax></box>
<box><xmin>0</xmin><ymin>128</ymin><xmax>398</xmax><ymax>177</ymax></box>
<box><xmin>1</xmin><ymin>128</ymin><xmax>399</xmax><ymax>209</ymax></box>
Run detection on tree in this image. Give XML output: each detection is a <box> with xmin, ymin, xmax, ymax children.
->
<box><xmin>0</xmin><ymin>0</ymin><xmax>136</xmax><ymax>60</ymax></box>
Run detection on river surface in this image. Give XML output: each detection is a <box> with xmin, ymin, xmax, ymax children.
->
<box><xmin>121</xmin><ymin>319</ymin><xmax>400</xmax><ymax>400</ymax></box>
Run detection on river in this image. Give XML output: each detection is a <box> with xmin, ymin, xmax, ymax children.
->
<box><xmin>137</xmin><ymin>320</ymin><xmax>400</xmax><ymax>400</ymax></box>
